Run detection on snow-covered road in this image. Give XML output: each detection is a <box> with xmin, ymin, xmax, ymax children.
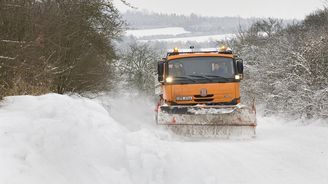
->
<box><xmin>0</xmin><ymin>94</ymin><xmax>327</xmax><ymax>184</ymax></box>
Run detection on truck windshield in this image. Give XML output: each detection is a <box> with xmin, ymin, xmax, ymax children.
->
<box><xmin>167</xmin><ymin>57</ymin><xmax>235</xmax><ymax>83</ymax></box>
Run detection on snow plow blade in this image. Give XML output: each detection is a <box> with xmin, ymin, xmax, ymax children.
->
<box><xmin>157</xmin><ymin>104</ymin><xmax>256</xmax><ymax>138</ymax></box>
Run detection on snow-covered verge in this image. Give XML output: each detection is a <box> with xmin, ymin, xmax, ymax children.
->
<box><xmin>0</xmin><ymin>94</ymin><xmax>327</xmax><ymax>184</ymax></box>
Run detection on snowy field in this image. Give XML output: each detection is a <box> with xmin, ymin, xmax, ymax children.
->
<box><xmin>125</xmin><ymin>27</ymin><xmax>235</xmax><ymax>42</ymax></box>
<box><xmin>140</xmin><ymin>34</ymin><xmax>236</xmax><ymax>43</ymax></box>
<box><xmin>0</xmin><ymin>94</ymin><xmax>327</xmax><ymax>184</ymax></box>
<box><xmin>125</xmin><ymin>27</ymin><xmax>190</xmax><ymax>38</ymax></box>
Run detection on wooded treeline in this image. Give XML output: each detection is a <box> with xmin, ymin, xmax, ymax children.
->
<box><xmin>233</xmin><ymin>9</ymin><xmax>328</xmax><ymax>119</ymax></box>
<box><xmin>123</xmin><ymin>10</ymin><xmax>259</xmax><ymax>34</ymax></box>
<box><xmin>0</xmin><ymin>0</ymin><xmax>123</xmax><ymax>99</ymax></box>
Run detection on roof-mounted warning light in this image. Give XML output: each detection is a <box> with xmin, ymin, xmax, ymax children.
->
<box><xmin>218</xmin><ymin>45</ymin><xmax>233</xmax><ymax>54</ymax></box>
<box><xmin>167</xmin><ymin>47</ymin><xmax>180</xmax><ymax>56</ymax></box>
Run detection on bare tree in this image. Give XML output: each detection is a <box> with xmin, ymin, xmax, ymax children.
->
<box><xmin>0</xmin><ymin>0</ymin><xmax>124</xmax><ymax>98</ymax></box>
<box><xmin>116</xmin><ymin>42</ymin><xmax>159</xmax><ymax>95</ymax></box>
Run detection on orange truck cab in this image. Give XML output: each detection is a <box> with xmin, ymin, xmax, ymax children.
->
<box><xmin>155</xmin><ymin>46</ymin><xmax>256</xmax><ymax>137</ymax></box>
<box><xmin>156</xmin><ymin>46</ymin><xmax>244</xmax><ymax>106</ymax></box>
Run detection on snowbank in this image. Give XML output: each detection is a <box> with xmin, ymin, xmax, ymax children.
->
<box><xmin>0</xmin><ymin>94</ymin><xmax>327</xmax><ymax>184</ymax></box>
<box><xmin>0</xmin><ymin>94</ymin><xmax>130</xmax><ymax>184</ymax></box>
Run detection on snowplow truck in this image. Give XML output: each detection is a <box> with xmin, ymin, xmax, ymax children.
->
<box><xmin>155</xmin><ymin>46</ymin><xmax>256</xmax><ymax>137</ymax></box>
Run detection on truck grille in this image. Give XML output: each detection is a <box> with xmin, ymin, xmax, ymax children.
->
<box><xmin>193</xmin><ymin>94</ymin><xmax>214</xmax><ymax>102</ymax></box>
<box><xmin>194</xmin><ymin>94</ymin><xmax>214</xmax><ymax>98</ymax></box>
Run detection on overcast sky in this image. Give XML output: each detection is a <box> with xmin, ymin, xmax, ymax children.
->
<box><xmin>114</xmin><ymin>0</ymin><xmax>325</xmax><ymax>19</ymax></box>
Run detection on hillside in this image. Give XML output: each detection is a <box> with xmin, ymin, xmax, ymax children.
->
<box><xmin>122</xmin><ymin>11</ymin><xmax>259</xmax><ymax>34</ymax></box>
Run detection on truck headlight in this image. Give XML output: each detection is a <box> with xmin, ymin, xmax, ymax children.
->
<box><xmin>176</xmin><ymin>96</ymin><xmax>192</xmax><ymax>101</ymax></box>
<box><xmin>235</xmin><ymin>75</ymin><xmax>242</xmax><ymax>80</ymax></box>
<box><xmin>166</xmin><ymin>76</ymin><xmax>173</xmax><ymax>83</ymax></box>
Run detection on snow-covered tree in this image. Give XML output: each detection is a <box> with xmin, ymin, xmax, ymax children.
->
<box><xmin>234</xmin><ymin>12</ymin><xmax>328</xmax><ymax>119</ymax></box>
<box><xmin>115</xmin><ymin>42</ymin><xmax>160</xmax><ymax>95</ymax></box>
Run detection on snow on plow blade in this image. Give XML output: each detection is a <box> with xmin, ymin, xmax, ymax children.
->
<box><xmin>157</xmin><ymin>104</ymin><xmax>257</xmax><ymax>138</ymax></box>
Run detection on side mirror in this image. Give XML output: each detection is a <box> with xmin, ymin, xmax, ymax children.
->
<box><xmin>157</xmin><ymin>62</ymin><xmax>164</xmax><ymax>82</ymax></box>
<box><xmin>236</xmin><ymin>59</ymin><xmax>244</xmax><ymax>74</ymax></box>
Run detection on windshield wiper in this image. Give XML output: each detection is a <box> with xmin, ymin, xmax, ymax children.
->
<box><xmin>203</xmin><ymin>74</ymin><xmax>230</xmax><ymax>82</ymax></box>
<box><xmin>188</xmin><ymin>74</ymin><xmax>230</xmax><ymax>82</ymax></box>
<box><xmin>188</xmin><ymin>75</ymin><xmax>215</xmax><ymax>82</ymax></box>
<box><xmin>174</xmin><ymin>76</ymin><xmax>197</xmax><ymax>82</ymax></box>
